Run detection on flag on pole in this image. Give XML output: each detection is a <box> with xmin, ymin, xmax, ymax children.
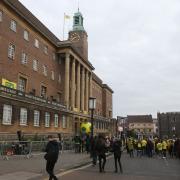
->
<box><xmin>64</xmin><ymin>14</ymin><xmax>71</xmax><ymax>19</ymax></box>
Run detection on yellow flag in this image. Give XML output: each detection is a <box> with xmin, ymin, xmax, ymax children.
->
<box><xmin>64</xmin><ymin>14</ymin><xmax>70</xmax><ymax>19</ymax></box>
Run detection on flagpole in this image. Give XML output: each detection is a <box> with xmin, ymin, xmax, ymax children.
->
<box><xmin>63</xmin><ymin>13</ymin><xmax>65</xmax><ymax>40</ymax></box>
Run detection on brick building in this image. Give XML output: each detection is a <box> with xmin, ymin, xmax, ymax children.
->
<box><xmin>127</xmin><ymin>115</ymin><xmax>154</xmax><ymax>139</ymax></box>
<box><xmin>0</xmin><ymin>0</ymin><xmax>113</xmax><ymax>139</ymax></box>
<box><xmin>158</xmin><ymin>112</ymin><xmax>180</xmax><ymax>138</ymax></box>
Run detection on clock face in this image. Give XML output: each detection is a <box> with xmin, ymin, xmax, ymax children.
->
<box><xmin>70</xmin><ymin>33</ymin><xmax>80</xmax><ymax>42</ymax></box>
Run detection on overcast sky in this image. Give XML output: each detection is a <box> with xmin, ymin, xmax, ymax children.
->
<box><xmin>20</xmin><ymin>0</ymin><xmax>180</xmax><ymax>118</ymax></box>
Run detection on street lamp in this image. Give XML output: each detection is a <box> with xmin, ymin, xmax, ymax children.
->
<box><xmin>89</xmin><ymin>97</ymin><xmax>96</xmax><ymax>137</ymax></box>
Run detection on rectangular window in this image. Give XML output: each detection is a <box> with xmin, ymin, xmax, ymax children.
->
<box><xmin>18</xmin><ymin>77</ymin><xmax>27</xmax><ymax>92</ymax></box>
<box><xmin>62</xmin><ymin>115</ymin><xmax>66</xmax><ymax>128</ymax></box>
<box><xmin>51</xmin><ymin>71</ymin><xmax>55</xmax><ymax>80</ymax></box>
<box><xmin>33</xmin><ymin>59</ymin><xmax>38</xmax><ymax>71</ymax></box>
<box><xmin>24</xmin><ymin>30</ymin><xmax>29</xmax><ymax>41</ymax></box>
<box><xmin>43</xmin><ymin>65</ymin><xmax>47</xmax><ymax>76</ymax></box>
<box><xmin>10</xmin><ymin>20</ymin><xmax>17</xmax><ymax>32</ymax></box>
<box><xmin>34</xmin><ymin>39</ymin><xmax>39</xmax><ymax>48</ymax></box>
<box><xmin>2</xmin><ymin>104</ymin><xmax>12</xmax><ymax>125</ymax></box>
<box><xmin>41</xmin><ymin>85</ymin><xmax>47</xmax><ymax>98</ymax></box>
<box><xmin>20</xmin><ymin>108</ymin><xmax>27</xmax><ymax>125</ymax></box>
<box><xmin>45</xmin><ymin>112</ymin><xmax>50</xmax><ymax>127</ymax></box>
<box><xmin>0</xmin><ymin>10</ymin><xmax>2</xmax><ymax>22</ymax></box>
<box><xmin>58</xmin><ymin>74</ymin><xmax>61</xmax><ymax>83</ymax></box>
<box><xmin>54</xmin><ymin>114</ymin><xmax>59</xmax><ymax>127</ymax></box>
<box><xmin>34</xmin><ymin>110</ymin><xmax>40</xmax><ymax>127</ymax></box>
<box><xmin>52</xmin><ymin>53</ymin><xmax>56</xmax><ymax>60</ymax></box>
<box><xmin>21</xmin><ymin>52</ymin><xmax>28</xmax><ymax>64</ymax></box>
<box><xmin>44</xmin><ymin>45</ymin><xmax>48</xmax><ymax>54</ymax></box>
<box><xmin>8</xmin><ymin>44</ymin><xmax>15</xmax><ymax>59</ymax></box>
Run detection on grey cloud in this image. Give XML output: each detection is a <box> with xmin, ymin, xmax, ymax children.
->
<box><xmin>20</xmin><ymin>0</ymin><xmax>180</xmax><ymax>118</ymax></box>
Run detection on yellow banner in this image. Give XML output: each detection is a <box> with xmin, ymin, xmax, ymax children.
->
<box><xmin>2</xmin><ymin>78</ymin><xmax>17</xmax><ymax>89</ymax></box>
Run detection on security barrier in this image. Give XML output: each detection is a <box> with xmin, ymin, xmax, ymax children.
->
<box><xmin>0</xmin><ymin>140</ymin><xmax>75</xmax><ymax>160</ymax></box>
<box><xmin>0</xmin><ymin>141</ymin><xmax>31</xmax><ymax>160</ymax></box>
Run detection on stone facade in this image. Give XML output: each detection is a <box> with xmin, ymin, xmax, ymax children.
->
<box><xmin>158</xmin><ymin>112</ymin><xmax>180</xmax><ymax>138</ymax></box>
<box><xmin>0</xmin><ymin>0</ymin><xmax>113</xmax><ymax>139</ymax></box>
<box><xmin>127</xmin><ymin>115</ymin><xmax>154</xmax><ymax>138</ymax></box>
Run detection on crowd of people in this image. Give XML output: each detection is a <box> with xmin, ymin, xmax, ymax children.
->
<box><xmin>44</xmin><ymin>134</ymin><xmax>180</xmax><ymax>179</ymax></box>
<box><xmin>126</xmin><ymin>137</ymin><xmax>180</xmax><ymax>159</ymax></box>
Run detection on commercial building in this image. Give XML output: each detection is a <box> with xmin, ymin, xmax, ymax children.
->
<box><xmin>127</xmin><ymin>115</ymin><xmax>154</xmax><ymax>139</ymax></box>
<box><xmin>0</xmin><ymin>0</ymin><xmax>113</xmax><ymax>139</ymax></box>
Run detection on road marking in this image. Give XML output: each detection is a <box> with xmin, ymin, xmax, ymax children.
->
<box><xmin>43</xmin><ymin>155</ymin><xmax>113</xmax><ymax>180</ymax></box>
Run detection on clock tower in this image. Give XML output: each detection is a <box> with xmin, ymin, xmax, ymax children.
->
<box><xmin>69</xmin><ymin>10</ymin><xmax>88</xmax><ymax>60</ymax></box>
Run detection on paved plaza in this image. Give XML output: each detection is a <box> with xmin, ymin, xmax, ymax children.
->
<box><xmin>0</xmin><ymin>151</ymin><xmax>179</xmax><ymax>180</ymax></box>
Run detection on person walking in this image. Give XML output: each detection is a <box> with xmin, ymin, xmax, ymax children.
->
<box><xmin>44</xmin><ymin>135</ymin><xmax>59</xmax><ymax>180</ymax></box>
<box><xmin>95</xmin><ymin>134</ymin><xmax>107</xmax><ymax>173</ymax></box>
<box><xmin>112</xmin><ymin>138</ymin><xmax>123</xmax><ymax>173</ymax></box>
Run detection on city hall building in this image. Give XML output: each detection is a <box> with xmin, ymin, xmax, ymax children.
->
<box><xmin>0</xmin><ymin>0</ymin><xmax>113</xmax><ymax>139</ymax></box>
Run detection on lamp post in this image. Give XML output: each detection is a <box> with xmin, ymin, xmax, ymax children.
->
<box><xmin>89</xmin><ymin>97</ymin><xmax>96</xmax><ymax>137</ymax></box>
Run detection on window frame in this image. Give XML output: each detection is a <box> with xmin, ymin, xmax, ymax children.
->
<box><xmin>45</xmin><ymin>112</ymin><xmax>50</xmax><ymax>127</ymax></box>
<box><xmin>10</xmin><ymin>20</ymin><xmax>17</xmax><ymax>32</ymax></box>
<box><xmin>20</xmin><ymin>107</ymin><xmax>27</xmax><ymax>126</ymax></box>
<box><xmin>2</xmin><ymin>104</ymin><xmax>12</xmax><ymax>125</ymax></box>
<box><xmin>34</xmin><ymin>39</ymin><xmax>39</xmax><ymax>48</ymax></box>
<box><xmin>34</xmin><ymin>110</ymin><xmax>40</xmax><ymax>127</ymax></box>
<box><xmin>21</xmin><ymin>52</ymin><xmax>28</xmax><ymax>65</ymax></box>
<box><xmin>33</xmin><ymin>59</ymin><xmax>38</xmax><ymax>71</ymax></box>
<box><xmin>54</xmin><ymin>114</ymin><xmax>59</xmax><ymax>128</ymax></box>
<box><xmin>44</xmin><ymin>45</ymin><xmax>48</xmax><ymax>54</ymax></box>
<box><xmin>18</xmin><ymin>76</ymin><xmax>27</xmax><ymax>92</ymax></box>
<box><xmin>23</xmin><ymin>30</ymin><xmax>29</xmax><ymax>41</ymax></box>
<box><xmin>41</xmin><ymin>85</ymin><xmax>47</xmax><ymax>98</ymax></box>
<box><xmin>43</xmin><ymin>65</ymin><xmax>47</xmax><ymax>76</ymax></box>
<box><xmin>62</xmin><ymin>115</ymin><xmax>67</xmax><ymax>129</ymax></box>
<box><xmin>8</xmin><ymin>44</ymin><xmax>15</xmax><ymax>60</ymax></box>
<box><xmin>0</xmin><ymin>10</ymin><xmax>3</xmax><ymax>22</ymax></box>
<box><xmin>51</xmin><ymin>71</ymin><xmax>55</xmax><ymax>80</ymax></box>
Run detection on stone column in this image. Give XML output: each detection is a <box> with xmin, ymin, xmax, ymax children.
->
<box><xmin>85</xmin><ymin>70</ymin><xmax>89</xmax><ymax>111</ymax></box>
<box><xmin>76</xmin><ymin>62</ymin><xmax>81</xmax><ymax>110</ymax></box>
<box><xmin>89</xmin><ymin>72</ymin><xmax>92</xmax><ymax>97</ymax></box>
<box><xmin>64</xmin><ymin>53</ymin><xmax>70</xmax><ymax>107</ymax></box>
<box><xmin>71</xmin><ymin>58</ymin><xmax>75</xmax><ymax>110</ymax></box>
<box><xmin>81</xmin><ymin>67</ymin><xmax>85</xmax><ymax>111</ymax></box>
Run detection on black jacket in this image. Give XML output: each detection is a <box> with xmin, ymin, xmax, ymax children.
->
<box><xmin>45</xmin><ymin>140</ymin><xmax>59</xmax><ymax>162</ymax></box>
<box><xmin>112</xmin><ymin>140</ymin><xmax>122</xmax><ymax>157</ymax></box>
<box><xmin>95</xmin><ymin>137</ymin><xmax>106</xmax><ymax>155</ymax></box>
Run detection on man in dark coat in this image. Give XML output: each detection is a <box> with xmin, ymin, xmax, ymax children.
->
<box><xmin>112</xmin><ymin>138</ymin><xmax>123</xmax><ymax>173</ymax></box>
<box><xmin>95</xmin><ymin>135</ymin><xmax>107</xmax><ymax>173</ymax></box>
<box><xmin>45</xmin><ymin>135</ymin><xmax>59</xmax><ymax>180</ymax></box>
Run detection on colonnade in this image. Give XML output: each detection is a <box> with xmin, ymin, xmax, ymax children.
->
<box><xmin>64</xmin><ymin>53</ymin><xmax>92</xmax><ymax>112</ymax></box>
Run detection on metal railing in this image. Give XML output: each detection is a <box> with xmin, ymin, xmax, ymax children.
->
<box><xmin>0</xmin><ymin>140</ymin><xmax>75</xmax><ymax>160</ymax></box>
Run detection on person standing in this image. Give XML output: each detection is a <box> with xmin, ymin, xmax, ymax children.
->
<box><xmin>127</xmin><ymin>138</ymin><xmax>134</xmax><ymax>158</ymax></box>
<box><xmin>44</xmin><ymin>135</ymin><xmax>59</xmax><ymax>180</ymax></box>
<box><xmin>162</xmin><ymin>139</ymin><xmax>167</xmax><ymax>158</ymax></box>
<box><xmin>112</xmin><ymin>138</ymin><xmax>123</xmax><ymax>173</ymax></box>
<box><xmin>95</xmin><ymin>134</ymin><xmax>107</xmax><ymax>173</ymax></box>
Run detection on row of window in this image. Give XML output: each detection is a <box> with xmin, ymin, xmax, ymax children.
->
<box><xmin>0</xmin><ymin>10</ymin><xmax>55</xmax><ymax>57</ymax></box>
<box><xmin>8</xmin><ymin>44</ymin><xmax>61</xmax><ymax>82</ymax></box>
<box><xmin>95</xmin><ymin>121</ymin><xmax>109</xmax><ymax>130</ymax></box>
<box><xmin>134</xmin><ymin>128</ymin><xmax>152</xmax><ymax>133</ymax></box>
<box><xmin>18</xmin><ymin>76</ymin><xmax>62</xmax><ymax>101</ymax></box>
<box><xmin>130</xmin><ymin>123</ymin><xmax>152</xmax><ymax>127</ymax></box>
<box><xmin>2</xmin><ymin>104</ymin><xmax>67</xmax><ymax>128</ymax></box>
